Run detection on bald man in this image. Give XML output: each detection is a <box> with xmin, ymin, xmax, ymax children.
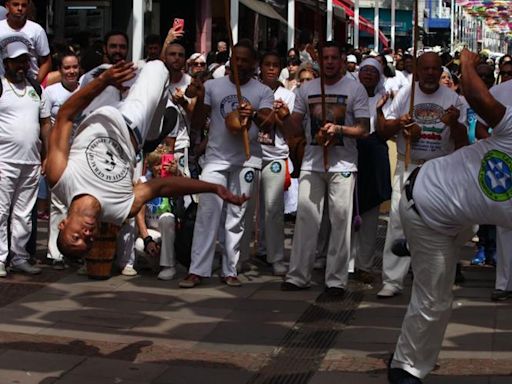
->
<box><xmin>376</xmin><ymin>52</ymin><xmax>469</xmax><ymax>298</ymax></box>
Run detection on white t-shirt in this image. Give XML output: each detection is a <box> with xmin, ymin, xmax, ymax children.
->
<box><xmin>384</xmin><ymin>75</ymin><xmax>402</xmax><ymax>96</ymax></box>
<box><xmin>0</xmin><ymin>20</ymin><xmax>50</xmax><ymax>78</ymax></box>
<box><xmin>0</xmin><ymin>77</ymin><xmax>50</xmax><ymax>164</ymax></box>
<box><xmin>169</xmin><ymin>73</ymin><xmax>192</xmax><ymax>151</ymax></box>
<box><xmin>387</xmin><ymin>83</ymin><xmax>465</xmax><ymax>161</ymax></box>
<box><xmin>294</xmin><ymin>75</ymin><xmax>370</xmax><ymax>172</ymax></box>
<box><xmin>51</xmin><ymin>106</ymin><xmax>136</xmax><ymax>225</ymax></box>
<box><xmin>259</xmin><ymin>86</ymin><xmax>295</xmax><ymax>161</ymax></box>
<box><xmin>203</xmin><ymin>76</ymin><xmax>274</xmax><ymax>169</ymax></box>
<box><xmin>414</xmin><ymin>107</ymin><xmax>512</xmax><ymax>235</ymax></box>
<box><xmin>45</xmin><ymin>82</ymin><xmax>77</xmax><ymax>124</ymax></box>
<box><xmin>0</xmin><ymin>7</ymin><xmax>7</xmax><ymax>20</ymax></box>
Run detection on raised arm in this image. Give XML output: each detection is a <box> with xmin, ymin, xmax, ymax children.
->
<box><xmin>460</xmin><ymin>49</ymin><xmax>506</xmax><ymax>129</ymax></box>
<box><xmin>46</xmin><ymin>62</ymin><xmax>136</xmax><ymax>187</ymax></box>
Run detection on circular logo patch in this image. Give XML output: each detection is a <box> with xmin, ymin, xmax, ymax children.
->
<box><xmin>479</xmin><ymin>149</ymin><xmax>512</xmax><ymax>202</ymax></box>
<box><xmin>270</xmin><ymin>162</ymin><xmax>282</xmax><ymax>173</ymax></box>
<box><xmin>179</xmin><ymin>156</ymin><xmax>185</xmax><ymax>167</ymax></box>
<box><xmin>413</xmin><ymin>103</ymin><xmax>445</xmax><ymax>125</ymax></box>
<box><xmin>220</xmin><ymin>95</ymin><xmax>251</xmax><ymax>118</ymax></box>
<box><xmin>340</xmin><ymin>171</ymin><xmax>351</xmax><ymax>178</ymax></box>
<box><xmin>86</xmin><ymin>136</ymin><xmax>130</xmax><ymax>183</ymax></box>
<box><xmin>28</xmin><ymin>89</ymin><xmax>39</xmax><ymax>101</ymax></box>
<box><xmin>244</xmin><ymin>170</ymin><xmax>255</xmax><ymax>183</ymax></box>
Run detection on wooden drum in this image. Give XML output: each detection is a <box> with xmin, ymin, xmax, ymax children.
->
<box><xmin>85</xmin><ymin>223</ymin><xmax>118</xmax><ymax>280</ymax></box>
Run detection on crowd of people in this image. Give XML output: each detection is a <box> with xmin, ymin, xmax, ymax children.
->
<box><xmin>1</xmin><ymin>0</ymin><xmax>512</xmax><ymax>383</ymax></box>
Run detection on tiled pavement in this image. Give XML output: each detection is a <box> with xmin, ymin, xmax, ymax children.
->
<box><xmin>0</xmin><ymin>220</ymin><xmax>510</xmax><ymax>383</ymax></box>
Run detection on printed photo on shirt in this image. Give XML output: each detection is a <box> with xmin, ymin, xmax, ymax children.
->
<box><xmin>307</xmin><ymin>94</ymin><xmax>347</xmax><ymax>146</ymax></box>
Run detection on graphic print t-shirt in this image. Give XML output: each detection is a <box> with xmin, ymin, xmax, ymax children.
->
<box><xmin>387</xmin><ymin>83</ymin><xmax>465</xmax><ymax>161</ymax></box>
<box><xmin>203</xmin><ymin>76</ymin><xmax>274</xmax><ymax>169</ymax></box>
<box><xmin>294</xmin><ymin>76</ymin><xmax>370</xmax><ymax>172</ymax></box>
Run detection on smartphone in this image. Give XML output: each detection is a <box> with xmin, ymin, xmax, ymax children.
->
<box><xmin>173</xmin><ymin>18</ymin><xmax>185</xmax><ymax>32</ymax></box>
<box><xmin>160</xmin><ymin>153</ymin><xmax>175</xmax><ymax>178</ymax></box>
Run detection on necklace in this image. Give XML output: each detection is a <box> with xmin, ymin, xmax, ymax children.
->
<box><xmin>6</xmin><ymin>78</ymin><xmax>27</xmax><ymax>98</ymax></box>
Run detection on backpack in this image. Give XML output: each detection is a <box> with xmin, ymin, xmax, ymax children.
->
<box><xmin>0</xmin><ymin>76</ymin><xmax>43</xmax><ymax>98</ymax></box>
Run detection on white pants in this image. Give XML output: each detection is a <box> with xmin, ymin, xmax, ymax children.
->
<box><xmin>352</xmin><ymin>206</ymin><xmax>380</xmax><ymax>272</ymax></box>
<box><xmin>118</xmin><ymin>60</ymin><xmax>169</xmax><ymax>142</ymax></box>
<box><xmin>381</xmin><ymin>160</ymin><xmax>421</xmax><ymax>290</ymax></box>
<box><xmin>115</xmin><ymin>161</ymin><xmax>144</xmax><ymax>267</ymax></box>
<box><xmin>117</xmin><ymin>218</ymin><xmax>137</xmax><ymax>267</ymax></box>
<box><xmin>285</xmin><ymin>171</ymin><xmax>354</xmax><ymax>288</ymax></box>
<box><xmin>392</xmin><ymin>190</ymin><xmax>474</xmax><ymax>379</ymax></box>
<box><xmin>0</xmin><ymin>162</ymin><xmax>40</xmax><ymax>265</ymax></box>
<box><xmin>240</xmin><ymin>170</ymin><xmax>260</xmax><ymax>263</ymax></box>
<box><xmin>189</xmin><ymin>166</ymin><xmax>256</xmax><ymax>277</ymax></box>
<box><xmin>134</xmin><ymin>213</ymin><xmax>176</xmax><ymax>267</ymax></box>
<box><xmin>47</xmin><ymin>192</ymin><xmax>67</xmax><ymax>261</ymax></box>
<box><xmin>496</xmin><ymin>226</ymin><xmax>512</xmax><ymax>291</ymax></box>
<box><xmin>257</xmin><ymin>159</ymin><xmax>286</xmax><ymax>264</ymax></box>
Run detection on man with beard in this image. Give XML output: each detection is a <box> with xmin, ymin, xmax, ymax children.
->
<box><xmin>280</xmin><ymin>41</ymin><xmax>370</xmax><ymax>296</ymax></box>
<box><xmin>376</xmin><ymin>52</ymin><xmax>468</xmax><ymax>298</ymax></box>
<box><xmin>164</xmin><ymin>42</ymin><xmax>193</xmax><ymax>177</ymax></box>
<box><xmin>179</xmin><ymin>39</ymin><xmax>274</xmax><ymax>288</ymax></box>
<box><xmin>0</xmin><ymin>40</ymin><xmax>51</xmax><ymax>276</ymax></box>
<box><xmin>0</xmin><ymin>0</ymin><xmax>51</xmax><ymax>82</ymax></box>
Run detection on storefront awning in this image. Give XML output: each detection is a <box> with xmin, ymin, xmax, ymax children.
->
<box><xmin>333</xmin><ymin>0</ymin><xmax>389</xmax><ymax>47</ymax></box>
<box><xmin>240</xmin><ymin>0</ymin><xmax>288</xmax><ymax>25</ymax></box>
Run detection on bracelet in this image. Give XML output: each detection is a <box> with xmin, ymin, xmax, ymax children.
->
<box><xmin>143</xmin><ymin>235</ymin><xmax>154</xmax><ymax>248</ymax></box>
<box><xmin>251</xmin><ymin>110</ymin><xmax>258</xmax><ymax>121</ymax></box>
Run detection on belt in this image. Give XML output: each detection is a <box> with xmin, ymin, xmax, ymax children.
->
<box><xmin>123</xmin><ymin>115</ymin><xmax>143</xmax><ymax>163</ymax></box>
<box><xmin>397</xmin><ymin>153</ymin><xmax>426</xmax><ymax>165</ymax></box>
<box><xmin>404</xmin><ymin>166</ymin><xmax>421</xmax><ymax>216</ymax></box>
<box><xmin>122</xmin><ymin>115</ymin><xmax>143</xmax><ymax>151</ymax></box>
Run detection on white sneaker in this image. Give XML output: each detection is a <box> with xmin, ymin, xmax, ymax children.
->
<box><xmin>157</xmin><ymin>266</ymin><xmax>176</xmax><ymax>281</ymax></box>
<box><xmin>0</xmin><ymin>262</ymin><xmax>6</xmax><ymax>277</ymax></box>
<box><xmin>121</xmin><ymin>264</ymin><xmax>137</xmax><ymax>276</ymax></box>
<box><xmin>377</xmin><ymin>285</ymin><xmax>401</xmax><ymax>298</ymax></box>
<box><xmin>272</xmin><ymin>262</ymin><xmax>288</xmax><ymax>276</ymax></box>
<box><xmin>10</xmin><ymin>261</ymin><xmax>42</xmax><ymax>275</ymax></box>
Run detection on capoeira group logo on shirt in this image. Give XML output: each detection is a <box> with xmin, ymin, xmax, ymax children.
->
<box><xmin>308</xmin><ymin>94</ymin><xmax>347</xmax><ymax>146</ymax></box>
<box><xmin>86</xmin><ymin>136</ymin><xmax>130</xmax><ymax>183</ymax></box>
<box><xmin>479</xmin><ymin>149</ymin><xmax>512</xmax><ymax>202</ymax></box>
<box><xmin>220</xmin><ymin>95</ymin><xmax>251</xmax><ymax>118</ymax></box>
<box><xmin>244</xmin><ymin>170</ymin><xmax>255</xmax><ymax>183</ymax></box>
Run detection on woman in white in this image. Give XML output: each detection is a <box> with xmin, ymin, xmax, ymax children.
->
<box><xmin>255</xmin><ymin>52</ymin><xmax>295</xmax><ymax>275</ymax></box>
<box><xmin>44</xmin><ymin>51</ymin><xmax>80</xmax><ymax>269</ymax></box>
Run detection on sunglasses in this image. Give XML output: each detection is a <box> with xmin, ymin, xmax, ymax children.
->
<box><xmin>193</xmin><ymin>62</ymin><xmax>206</xmax><ymax>67</ymax></box>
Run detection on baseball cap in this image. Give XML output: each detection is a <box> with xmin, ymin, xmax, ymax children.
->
<box><xmin>4</xmin><ymin>40</ymin><xmax>29</xmax><ymax>59</ymax></box>
<box><xmin>347</xmin><ymin>54</ymin><xmax>357</xmax><ymax>63</ymax></box>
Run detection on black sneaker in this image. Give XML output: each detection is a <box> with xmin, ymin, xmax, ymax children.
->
<box><xmin>324</xmin><ymin>286</ymin><xmax>346</xmax><ymax>297</ymax></box>
<box><xmin>281</xmin><ymin>281</ymin><xmax>309</xmax><ymax>291</ymax></box>
<box><xmin>391</xmin><ymin>239</ymin><xmax>410</xmax><ymax>257</ymax></box>
<box><xmin>388</xmin><ymin>367</ymin><xmax>422</xmax><ymax>383</ymax></box>
<box><xmin>491</xmin><ymin>289</ymin><xmax>512</xmax><ymax>301</ymax></box>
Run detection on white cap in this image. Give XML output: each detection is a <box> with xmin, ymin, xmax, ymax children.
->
<box><xmin>347</xmin><ymin>54</ymin><xmax>357</xmax><ymax>64</ymax></box>
<box><xmin>4</xmin><ymin>40</ymin><xmax>29</xmax><ymax>59</ymax></box>
<box><xmin>385</xmin><ymin>54</ymin><xmax>394</xmax><ymax>64</ymax></box>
